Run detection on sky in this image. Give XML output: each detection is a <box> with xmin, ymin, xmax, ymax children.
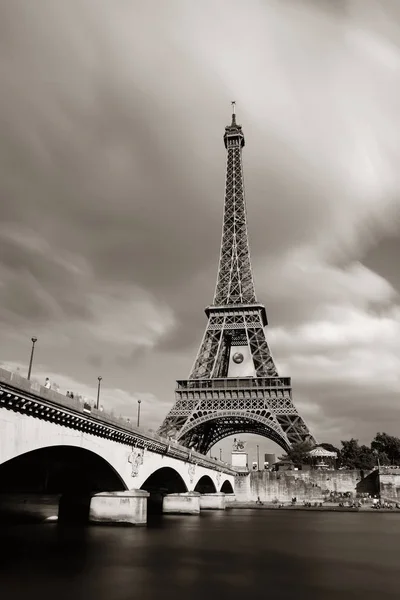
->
<box><xmin>1</xmin><ymin>0</ymin><xmax>400</xmax><ymax>463</ymax></box>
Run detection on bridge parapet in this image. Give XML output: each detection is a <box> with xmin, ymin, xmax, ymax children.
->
<box><xmin>0</xmin><ymin>367</ymin><xmax>235</xmax><ymax>476</ymax></box>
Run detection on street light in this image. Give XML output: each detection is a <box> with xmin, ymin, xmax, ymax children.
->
<box><xmin>96</xmin><ymin>376</ymin><xmax>102</xmax><ymax>410</ymax></box>
<box><xmin>257</xmin><ymin>444</ymin><xmax>260</xmax><ymax>471</ymax></box>
<box><xmin>219</xmin><ymin>448</ymin><xmax>222</xmax><ymax>461</ymax></box>
<box><xmin>137</xmin><ymin>399</ymin><xmax>142</xmax><ymax>427</ymax></box>
<box><xmin>27</xmin><ymin>337</ymin><xmax>37</xmax><ymax>380</ymax></box>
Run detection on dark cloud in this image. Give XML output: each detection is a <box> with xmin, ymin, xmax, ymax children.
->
<box><xmin>1</xmin><ymin>0</ymin><xmax>400</xmax><ymax>445</ymax></box>
<box><xmin>86</xmin><ymin>354</ymin><xmax>103</xmax><ymax>369</ymax></box>
<box><xmin>362</xmin><ymin>236</ymin><xmax>400</xmax><ymax>294</ymax></box>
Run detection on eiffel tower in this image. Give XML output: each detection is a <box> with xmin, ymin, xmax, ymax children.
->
<box><xmin>158</xmin><ymin>103</ymin><xmax>316</xmax><ymax>454</ymax></box>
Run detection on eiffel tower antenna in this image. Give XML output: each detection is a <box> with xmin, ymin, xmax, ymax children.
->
<box><xmin>158</xmin><ymin>104</ymin><xmax>316</xmax><ymax>454</ymax></box>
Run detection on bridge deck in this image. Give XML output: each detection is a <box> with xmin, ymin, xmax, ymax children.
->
<box><xmin>0</xmin><ymin>367</ymin><xmax>235</xmax><ymax>475</ymax></box>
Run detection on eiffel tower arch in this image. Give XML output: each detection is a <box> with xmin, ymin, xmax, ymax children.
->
<box><xmin>158</xmin><ymin>103</ymin><xmax>316</xmax><ymax>455</ymax></box>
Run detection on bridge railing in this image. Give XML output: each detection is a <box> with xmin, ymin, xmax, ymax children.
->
<box><xmin>0</xmin><ymin>367</ymin><xmax>235</xmax><ymax>475</ymax></box>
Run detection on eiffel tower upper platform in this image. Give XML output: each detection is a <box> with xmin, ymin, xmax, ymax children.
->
<box><xmin>158</xmin><ymin>103</ymin><xmax>316</xmax><ymax>454</ymax></box>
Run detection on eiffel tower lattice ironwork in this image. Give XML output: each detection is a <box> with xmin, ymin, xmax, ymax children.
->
<box><xmin>158</xmin><ymin>103</ymin><xmax>316</xmax><ymax>454</ymax></box>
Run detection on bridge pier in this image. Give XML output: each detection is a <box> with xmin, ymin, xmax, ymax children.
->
<box><xmin>163</xmin><ymin>492</ymin><xmax>201</xmax><ymax>515</ymax></box>
<box><xmin>224</xmin><ymin>493</ymin><xmax>236</xmax><ymax>504</ymax></box>
<box><xmin>88</xmin><ymin>490</ymin><xmax>149</xmax><ymax>525</ymax></box>
<box><xmin>59</xmin><ymin>490</ymin><xmax>149</xmax><ymax>525</ymax></box>
<box><xmin>199</xmin><ymin>492</ymin><xmax>226</xmax><ymax>510</ymax></box>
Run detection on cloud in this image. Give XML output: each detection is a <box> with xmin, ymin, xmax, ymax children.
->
<box><xmin>1</xmin><ymin>0</ymin><xmax>400</xmax><ymax>447</ymax></box>
<box><xmin>257</xmin><ymin>251</ymin><xmax>397</xmax><ymax>327</ymax></box>
<box><xmin>85</xmin><ymin>287</ymin><xmax>175</xmax><ymax>348</ymax></box>
<box><xmin>265</xmin><ymin>259</ymin><xmax>400</xmax><ymax>443</ymax></box>
<box><xmin>0</xmin><ymin>224</ymin><xmax>174</xmax><ymax>350</ymax></box>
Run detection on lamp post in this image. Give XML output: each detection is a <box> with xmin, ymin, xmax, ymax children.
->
<box><xmin>137</xmin><ymin>399</ymin><xmax>142</xmax><ymax>427</ymax></box>
<box><xmin>27</xmin><ymin>337</ymin><xmax>37</xmax><ymax>380</ymax></box>
<box><xmin>96</xmin><ymin>376</ymin><xmax>102</xmax><ymax>410</ymax></box>
<box><xmin>219</xmin><ymin>448</ymin><xmax>222</xmax><ymax>461</ymax></box>
<box><xmin>257</xmin><ymin>445</ymin><xmax>260</xmax><ymax>471</ymax></box>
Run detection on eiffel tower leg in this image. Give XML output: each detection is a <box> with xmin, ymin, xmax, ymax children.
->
<box><xmin>189</xmin><ymin>329</ymin><xmax>222</xmax><ymax>380</ymax></box>
<box><xmin>246</xmin><ymin>326</ymin><xmax>278</xmax><ymax>377</ymax></box>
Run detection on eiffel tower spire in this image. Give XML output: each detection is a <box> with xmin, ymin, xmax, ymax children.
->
<box><xmin>214</xmin><ymin>101</ymin><xmax>256</xmax><ymax>306</ymax></box>
<box><xmin>158</xmin><ymin>105</ymin><xmax>316</xmax><ymax>454</ymax></box>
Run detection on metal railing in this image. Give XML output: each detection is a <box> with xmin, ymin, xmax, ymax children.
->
<box><xmin>176</xmin><ymin>377</ymin><xmax>291</xmax><ymax>390</ymax></box>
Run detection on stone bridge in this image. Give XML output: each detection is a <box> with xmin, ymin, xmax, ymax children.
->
<box><xmin>0</xmin><ymin>368</ymin><xmax>235</xmax><ymax>524</ymax></box>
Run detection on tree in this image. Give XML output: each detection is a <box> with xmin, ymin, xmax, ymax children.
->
<box><xmin>279</xmin><ymin>441</ymin><xmax>314</xmax><ymax>468</ymax></box>
<box><xmin>340</xmin><ymin>439</ymin><xmax>359</xmax><ymax>469</ymax></box>
<box><xmin>371</xmin><ymin>433</ymin><xmax>400</xmax><ymax>465</ymax></box>
<box><xmin>357</xmin><ymin>445</ymin><xmax>378</xmax><ymax>471</ymax></box>
<box><xmin>278</xmin><ymin>433</ymin><xmax>400</xmax><ymax>472</ymax></box>
<box><xmin>319</xmin><ymin>442</ymin><xmax>340</xmax><ymax>454</ymax></box>
<box><xmin>340</xmin><ymin>439</ymin><xmax>377</xmax><ymax>470</ymax></box>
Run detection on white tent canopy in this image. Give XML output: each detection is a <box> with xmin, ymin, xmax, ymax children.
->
<box><xmin>308</xmin><ymin>446</ymin><xmax>337</xmax><ymax>458</ymax></box>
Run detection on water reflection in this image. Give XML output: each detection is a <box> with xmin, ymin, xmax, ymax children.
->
<box><xmin>0</xmin><ymin>510</ymin><xmax>399</xmax><ymax>600</ymax></box>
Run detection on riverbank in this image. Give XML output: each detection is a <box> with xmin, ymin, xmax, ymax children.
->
<box><xmin>227</xmin><ymin>502</ymin><xmax>400</xmax><ymax>513</ymax></box>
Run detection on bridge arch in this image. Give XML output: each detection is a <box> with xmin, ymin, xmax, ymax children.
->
<box><xmin>140</xmin><ymin>466</ymin><xmax>188</xmax><ymax>514</ymax></box>
<box><xmin>140</xmin><ymin>467</ymin><xmax>188</xmax><ymax>494</ymax></box>
<box><xmin>220</xmin><ymin>479</ymin><xmax>234</xmax><ymax>494</ymax></box>
<box><xmin>177</xmin><ymin>411</ymin><xmax>291</xmax><ymax>454</ymax></box>
<box><xmin>194</xmin><ymin>475</ymin><xmax>217</xmax><ymax>494</ymax></box>
<box><xmin>0</xmin><ymin>445</ymin><xmax>126</xmax><ymax>494</ymax></box>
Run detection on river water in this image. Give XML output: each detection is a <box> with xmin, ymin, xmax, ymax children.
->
<box><xmin>0</xmin><ymin>510</ymin><xmax>399</xmax><ymax>600</ymax></box>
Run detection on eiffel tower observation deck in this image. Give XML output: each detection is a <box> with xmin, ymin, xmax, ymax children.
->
<box><xmin>158</xmin><ymin>103</ymin><xmax>316</xmax><ymax>454</ymax></box>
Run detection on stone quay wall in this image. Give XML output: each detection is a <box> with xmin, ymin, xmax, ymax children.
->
<box><xmin>379</xmin><ymin>472</ymin><xmax>400</xmax><ymax>501</ymax></box>
<box><xmin>234</xmin><ymin>469</ymin><xmax>375</xmax><ymax>504</ymax></box>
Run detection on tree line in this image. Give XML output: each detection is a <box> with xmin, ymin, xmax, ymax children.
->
<box><xmin>281</xmin><ymin>432</ymin><xmax>400</xmax><ymax>470</ymax></box>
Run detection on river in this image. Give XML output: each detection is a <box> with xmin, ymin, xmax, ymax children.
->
<box><xmin>0</xmin><ymin>510</ymin><xmax>399</xmax><ymax>599</ymax></box>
